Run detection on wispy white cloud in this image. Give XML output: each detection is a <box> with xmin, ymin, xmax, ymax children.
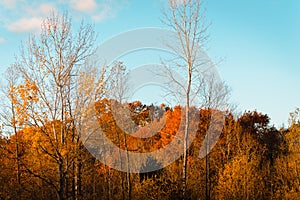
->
<box><xmin>0</xmin><ymin>0</ymin><xmax>18</xmax><ymax>9</ymax></box>
<box><xmin>24</xmin><ymin>3</ymin><xmax>57</xmax><ymax>16</ymax></box>
<box><xmin>68</xmin><ymin>0</ymin><xmax>126</xmax><ymax>22</ymax></box>
<box><xmin>6</xmin><ymin>17</ymin><xmax>42</xmax><ymax>33</ymax></box>
<box><xmin>91</xmin><ymin>0</ymin><xmax>129</xmax><ymax>22</ymax></box>
<box><xmin>2</xmin><ymin>2</ymin><xmax>56</xmax><ymax>33</ymax></box>
<box><xmin>91</xmin><ymin>3</ymin><xmax>112</xmax><ymax>22</ymax></box>
<box><xmin>1</xmin><ymin>0</ymin><xmax>127</xmax><ymax>33</ymax></box>
<box><xmin>0</xmin><ymin>37</ymin><xmax>5</xmax><ymax>43</ymax></box>
<box><xmin>70</xmin><ymin>0</ymin><xmax>97</xmax><ymax>12</ymax></box>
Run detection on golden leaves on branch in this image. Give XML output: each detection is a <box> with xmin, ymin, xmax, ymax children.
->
<box><xmin>9</xmin><ymin>79</ymin><xmax>39</xmax><ymax>126</ymax></box>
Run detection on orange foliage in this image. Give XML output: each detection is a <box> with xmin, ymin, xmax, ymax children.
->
<box><xmin>9</xmin><ymin>80</ymin><xmax>38</xmax><ymax>126</ymax></box>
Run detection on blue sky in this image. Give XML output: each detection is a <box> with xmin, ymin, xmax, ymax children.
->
<box><xmin>0</xmin><ymin>0</ymin><xmax>299</xmax><ymax>127</ymax></box>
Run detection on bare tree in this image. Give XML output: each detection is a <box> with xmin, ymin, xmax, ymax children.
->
<box><xmin>0</xmin><ymin>65</ymin><xmax>22</xmax><ymax>199</ymax></box>
<box><xmin>107</xmin><ymin>62</ymin><xmax>132</xmax><ymax>200</ymax></box>
<box><xmin>162</xmin><ymin>0</ymin><xmax>228</xmax><ymax>198</ymax></box>
<box><xmin>12</xmin><ymin>12</ymin><xmax>97</xmax><ymax>200</ymax></box>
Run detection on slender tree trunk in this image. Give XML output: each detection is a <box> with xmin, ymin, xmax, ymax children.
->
<box><xmin>205</xmin><ymin>151</ymin><xmax>210</xmax><ymax>200</ymax></box>
<box><xmin>15</xmin><ymin>135</ymin><xmax>21</xmax><ymax>186</ymax></box>
<box><xmin>93</xmin><ymin>174</ymin><xmax>96</xmax><ymax>200</ymax></box>
<box><xmin>295</xmin><ymin>161</ymin><xmax>300</xmax><ymax>188</ymax></box>
<box><xmin>72</xmin><ymin>162</ymin><xmax>75</xmax><ymax>200</ymax></box>
<box><xmin>123</xmin><ymin>134</ymin><xmax>131</xmax><ymax>200</ymax></box>
<box><xmin>120</xmin><ymin>111</ymin><xmax>131</xmax><ymax>200</ymax></box>
<box><xmin>205</xmin><ymin>116</ymin><xmax>211</xmax><ymax>200</ymax></box>
<box><xmin>108</xmin><ymin>169</ymin><xmax>111</xmax><ymax>200</ymax></box>
<box><xmin>11</xmin><ymin>100</ymin><xmax>21</xmax><ymax>199</ymax></box>
<box><xmin>116</xmin><ymin>130</ymin><xmax>125</xmax><ymax>200</ymax></box>
<box><xmin>15</xmin><ymin>134</ymin><xmax>21</xmax><ymax>200</ymax></box>
<box><xmin>126</xmin><ymin>164</ymin><xmax>131</xmax><ymax>200</ymax></box>
<box><xmin>183</xmin><ymin>67</ymin><xmax>192</xmax><ymax>199</ymax></box>
<box><xmin>59</xmin><ymin>161</ymin><xmax>64</xmax><ymax>200</ymax></box>
<box><xmin>75</xmin><ymin>156</ymin><xmax>82</xmax><ymax>200</ymax></box>
<box><xmin>72</xmin><ymin>154</ymin><xmax>82</xmax><ymax>200</ymax></box>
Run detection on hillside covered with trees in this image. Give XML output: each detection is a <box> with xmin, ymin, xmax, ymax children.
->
<box><xmin>1</xmin><ymin>98</ymin><xmax>300</xmax><ymax>199</ymax></box>
<box><xmin>0</xmin><ymin>1</ymin><xmax>299</xmax><ymax>199</ymax></box>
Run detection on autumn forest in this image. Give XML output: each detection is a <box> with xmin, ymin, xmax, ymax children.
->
<box><xmin>1</xmin><ymin>1</ymin><xmax>300</xmax><ymax>200</ymax></box>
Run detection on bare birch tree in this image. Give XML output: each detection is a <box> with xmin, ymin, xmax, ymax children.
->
<box><xmin>162</xmin><ymin>0</ymin><xmax>228</xmax><ymax>198</ymax></box>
